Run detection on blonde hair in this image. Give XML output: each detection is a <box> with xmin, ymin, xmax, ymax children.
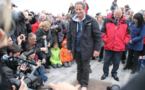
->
<box><xmin>39</xmin><ymin>20</ymin><xmax>51</xmax><ymax>30</ymax></box>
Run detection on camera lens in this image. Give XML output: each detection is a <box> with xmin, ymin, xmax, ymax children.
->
<box><xmin>20</xmin><ymin>36</ymin><xmax>24</xmax><ymax>39</ymax></box>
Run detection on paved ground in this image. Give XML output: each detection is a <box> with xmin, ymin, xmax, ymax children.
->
<box><xmin>42</xmin><ymin>60</ymin><xmax>138</xmax><ymax>90</ymax></box>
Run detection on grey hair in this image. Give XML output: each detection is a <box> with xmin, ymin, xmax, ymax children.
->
<box><xmin>114</xmin><ymin>8</ymin><xmax>123</xmax><ymax>14</ymax></box>
<box><xmin>75</xmin><ymin>1</ymin><xmax>86</xmax><ymax>9</ymax></box>
<box><xmin>28</xmin><ymin>32</ymin><xmax>36</xmax><ymax>38</ymax></box>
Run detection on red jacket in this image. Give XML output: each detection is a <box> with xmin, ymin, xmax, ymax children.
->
<box><xmin>102</xmin><ymin>15</ymin><xmax>130</xmax><ymax>51</ymax></box>
<box><xmin>31</xmin><ymin>22</ymin><xmax>39</xmax><ymax>33</ymax></box>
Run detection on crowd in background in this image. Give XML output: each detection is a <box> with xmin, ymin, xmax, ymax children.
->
<box><xmin>1</xmin><ymin>0</ymin><xmax>145</xmax><ymax>90</ymax></box>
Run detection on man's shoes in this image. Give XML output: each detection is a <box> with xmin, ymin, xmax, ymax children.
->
<box><xmin>131</xmin><ymin>69</ymin><xmax>138</xmax><ymax>74</ymax></box>
<box><xmin>101</xmin><ymin>74</ymin><xmax>108</xmax><ymax>80</ymax></box>
<box><xmin>123</xmin><ymin>66</ymin><xmax>129</xmax><ymax>70</ymax></box>
<box><xmin>98</xmin><ymin>58</ymin><xmax>102</xmax><ymax>62</ymax></box>
<box><xmin>81</xmin><ymin>87</ymin><xmax>87</xmax><ymax>90</ymax></box>
<box><xmin>112</xmin><ymin>74</ymin><xmax>119</xmax><ymax>81</ymax></box>
<box><xmin>121</xmin><ymin>60</ymin><xmax>125</xmax><ymax>64</ymax></box>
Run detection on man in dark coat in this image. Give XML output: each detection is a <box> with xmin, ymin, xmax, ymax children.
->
<box><xmin>67</xmin><ymin>1</ymin><xmax>102</xmax><ymax>90</ymax></box>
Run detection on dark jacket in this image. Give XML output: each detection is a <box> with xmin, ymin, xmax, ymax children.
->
<box><xmin>36</xmin><ymin>29</ymin><xmax>54</xmax><ymax>57</ymax></box>
<box><xmin>36</xmin><ymin>29</ymin><xmax>53</xmax><ymax>47</ymax></box>
<box><xmin>0</xmin><ymin>63</ymin><xmax>15</xmax><ymax>90</ymax></box>
<box><xmin>67</xmin><ymin>15</ymin><xmax>102</xmax><ymax>60</ymax></box>
<box><xmin>12</xmin><ymin>11</ymin><xmax>27</xmax><ymax>38</ymax></box>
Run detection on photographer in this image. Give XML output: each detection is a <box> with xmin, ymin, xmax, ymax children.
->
<box><xmin>21</xmin><ymin>33</ymin><xmax>43</xmax><ymax>62</ymax></box>
<box><xmin>12</xmin><ymin>11</ymin><xmax>28</xmax><ymax>40</ymax></box>
<box><xmin>0</xmin><ymin>1</ymin><xmax>28</xmax><ymax>89</ymax></box>
<box><xmin>17</xmin><ymin>34</ymin><xmax>26</xmax><ymax>46</ymax></box>
<box><xmin>24</xmin><ymin>50</ymin><xmax>48</xmax><ymax>82</ymax></box>
<box><xmin>0</xmin><ymin>63</ymin><xmax>28</xmax><ymax>90</ymax></box>
<box><xmin>51</xmin><ymin>17</ymin><xmax>66</xmax><ymax>47</ymax></box>
<box><xmin>0</xmin><ymin>44</ymin><xmax>28</xmax><ymax>90</ymax></box>
<box><xmin>1</xmin><ymin>43</ymin><xmax>44</xmax><ymax>90</ymax></box>
<box><xmin>23</xmin><ymin>10</ymin><xmax>33</xmax><ymax>34</ymax></box>
<box><xmin>3</xmin><ymin>44</ymin><xmax>22</xmax><ymax>71</ymax></box>
<box><xmin>36</xmin><ymin>20</ymin><xmax>53</xmax><ymax>68</ymax></box>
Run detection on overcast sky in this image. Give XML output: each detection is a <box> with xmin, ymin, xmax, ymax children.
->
<box><xmin>11</xmin><ymin>0</ymin><xmax>145</xmax><ymax>16</ymax></box>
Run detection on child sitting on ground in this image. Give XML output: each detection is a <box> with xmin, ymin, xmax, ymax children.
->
<box><xmin>50</xmin><ymin>42</ymin><xmax>62</xmax><ymax>68</ymax></box>
<box><xmin>60</xmin><ymin>39</ymin><xmax>73</xmax><ymax>67</ymax></box>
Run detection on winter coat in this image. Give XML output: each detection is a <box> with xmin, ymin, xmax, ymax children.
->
<box><xmin>32</xmin><ymin>22</ymin><xmax>39</xmax><ymax>33</ymax></box>
<box><xmin>60</xmin><ymin>39</ymin><xmax>73</xmax><ymax>63</ymax></box>
<box><xmin>128</xmin><ymin>24</ymin><xmax>145</xmax><ymax>51</ymax></box>
<box><xmin>102</xmin><ymin>14</ymin><xmax>130</xmax><ymax>51</ymax></box>
<box><xmin>50</xmin><ymin>47</ymin><xmax>62</xmax><ymax>65</ymax></box>
<box><xmin>67</xmin><ymin>15</ymin><xmax>102</xmax><ymax>60</ymax></box>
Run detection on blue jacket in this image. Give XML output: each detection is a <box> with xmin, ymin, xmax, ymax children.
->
<box><xmin>128</xmin><ymin>24</ymin><xmax>145</xmax><ymax>51</ymax></box>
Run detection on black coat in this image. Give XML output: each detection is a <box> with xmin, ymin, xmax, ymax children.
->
<box><xmin>67</xmin><ymin>15</ymin><xmax>102</xmax><ymax>60</ymax></box>
<box><xmin>0</xmin><ymin>63</ymin><xmax>15</xmax><ymax>90</ymax></box>
<box><xmin>36</xmin><ymin>29</ymin><xmax>53</xmax><ymax>47</ymax></box>
<box><xmin>36</xmin><ymin>29</ymin><xmax>54</xmax><ymax>57</ymax></box>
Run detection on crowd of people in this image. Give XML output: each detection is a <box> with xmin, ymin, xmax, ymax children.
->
<box><xmin>1</xmin><ymin>0</ymin><xmax>145</xmax><ymax>90</ymax></box>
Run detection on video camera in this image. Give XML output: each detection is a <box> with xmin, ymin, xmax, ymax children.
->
<box><xmin>50</xmin><ymin>24</ymin><xmax>61</xmax><ymax>33</ymax></box>
<box><xmin>1</xmin><ymin>55</ymin><xmax>37</xmax><ymax>67</ymax></box>
<box><xmin>1</xmin><ymin>55</ymin><xmax>42</xmax><ymax>90</ymax></box>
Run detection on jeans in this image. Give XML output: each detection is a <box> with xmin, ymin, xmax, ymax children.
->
<box><xmin>103</xmin><ymin>50</ymin><xmax>122</xmax><ymax>76</ymax></box>
<box><xmin>34</xmin><ymin>65</ymin><xmax>48</xmax><ymax>82</ymax></box>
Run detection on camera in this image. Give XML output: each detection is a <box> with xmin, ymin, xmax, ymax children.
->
<box><xmin>20</xmin><ymin>35</ymin><xmax>24</xmax><ymax>39</ymax></box>
<box><xmin>50</xmin><ymin>24</ymin><xmax>61</xmax><ymax>33</ymax></box>
<box><xmin>1</xmin><ymin>55</ymin><xmax>37</xmax><ymax>67</ymax></box>
<box><xmin>10</xmin><ymin>72</ymin><xmax>41</xmax><ymax>90</ymax></box>
<box><xmin>1</xmin><ymin>55</ymin><xmax>42</xmax><ymax>90</ymax></box>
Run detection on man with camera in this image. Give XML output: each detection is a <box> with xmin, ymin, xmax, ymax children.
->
<box><xmin>0</xmin><ymin>64</ymin><xmax>28</xmax><ymax>90</ymax></box>
<box><xmin>0</xmin><ymin>43</ymin><xmax>28</xmax><ymax>90</ymax></box>
<box><xmin>36</xmin><ymin>20</ymin><xmax>53</xmax><ymax>68</ymax></box>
